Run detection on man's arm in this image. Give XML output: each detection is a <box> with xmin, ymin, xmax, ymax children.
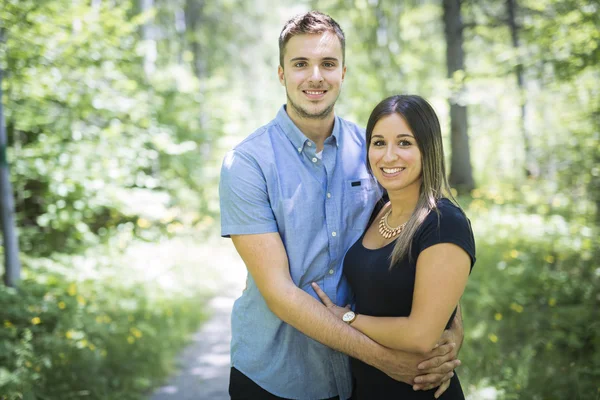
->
<box><xmin>231</xmin><ymin>232</ymin><xmax>456</xmax><ymax>385</ymax></box>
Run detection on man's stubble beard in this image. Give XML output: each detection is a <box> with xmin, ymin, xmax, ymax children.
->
<box><xmin>286</xmin><ymin>88</ymin><xmax>340</xmax><ymax>121</ymax></box>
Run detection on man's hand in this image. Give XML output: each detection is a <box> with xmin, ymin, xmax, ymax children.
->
<box><xmin>412</xmin><ymin>341</ymin><xmax>460</xmax><ymax>392</ymax></box>
<box><xmin>372</xmin><ymin>341</ymin><xmax>457</xmax><ymax>385</ymax></box>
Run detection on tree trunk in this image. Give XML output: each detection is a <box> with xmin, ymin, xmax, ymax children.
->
<box><xmin>443</xmin><ymin>0</ymin><xmax>475</xmax><ymax>194</ymax></box>
<box><xmin>140</xmin><ymin>0</ymin><xmax>156</xmax><ymax>78</ymax></box>
<box><xmin>184</xmin><ymin>0</ymin><xmax>206</xmax><ymax>80</ymax></box>
<box><xmin>0</xmin><ymin>29</ymin><xmax>22</xmax><ymax>287</ymax></box>
<box><xmin>507</xmin><ymin>0</ymin><xmax>538</xmax><ymax>178</ymax></box>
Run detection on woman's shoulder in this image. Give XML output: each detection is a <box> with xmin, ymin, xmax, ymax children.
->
<box><xmin>437</xmin><ymin>197</ymin><xmax>467</xmax><ymax>216</ymax></box>
<box><xmin>419</xmin><ymin>198</ymin><xmax>471</xmax><ymax>232</ymax></box>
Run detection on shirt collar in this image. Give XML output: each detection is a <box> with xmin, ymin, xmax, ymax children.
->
<box><xmin>275</xmin><ymin>105</ymin><xmax>340</xmax><ymax>153</ymax></box>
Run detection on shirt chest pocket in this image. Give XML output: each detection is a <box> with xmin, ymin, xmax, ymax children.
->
<box><xmin>343</xmin><ymin>178</ymin><xmax>377</xmax><ymax>231</ymax></box>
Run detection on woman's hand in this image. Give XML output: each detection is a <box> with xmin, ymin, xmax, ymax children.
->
<box><xmin>311</xmin><ymin>282</ymin><xmax>350</xmax><ymax>320</ymax></box>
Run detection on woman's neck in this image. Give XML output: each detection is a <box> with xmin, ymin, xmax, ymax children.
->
<box><xmin>386</xmin><ymin>185</ymin><xmax>420</xmax><ymax>226</ymax></box>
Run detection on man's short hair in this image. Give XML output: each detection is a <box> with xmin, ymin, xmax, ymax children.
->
<box><xmin>278</xmin><ymin>11</ymin><xmax>346</xmax><ymax>68</ymax></box>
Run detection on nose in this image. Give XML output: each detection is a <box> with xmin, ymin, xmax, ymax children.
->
<box><xmin>309</xmin><ymin>66</ymin><xmax>324</xmax><ymax>83</ymax></box>
<box><xmin>383</xmin><ymin>145</ymin><xmax>398</xmax><ymax>162</ymax></box>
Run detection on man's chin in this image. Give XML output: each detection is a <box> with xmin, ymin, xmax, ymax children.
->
<box><xmin>299</xmin><ymin>105</ymin><xmax>334</xmax><ymax>120</ymax></box>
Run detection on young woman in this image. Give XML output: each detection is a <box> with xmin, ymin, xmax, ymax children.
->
<box><xmin>313</xmin><ymin>95</ymin><xmax>476</xmax><ymax>399</ymax></box>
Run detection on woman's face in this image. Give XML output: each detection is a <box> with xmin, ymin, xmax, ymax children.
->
<box><xmin>368</xmin><ymin>113</ymin><xmax>422</xmax><ymax>195</ymax></box>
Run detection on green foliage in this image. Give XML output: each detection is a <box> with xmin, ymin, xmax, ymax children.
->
<box><xmin>2</xmin><ymin>0</ymin><xmax>221</xmax><ymax>256</ymax></box>
<box><xmin>0</xmin><ymin>265</ymin><xmax>207</xmax><ymax>400</ymax></box>
<box><xmin>459</xmin><ymin>193</ymin><xmax>600</xmax><ymax>399</ymax></box>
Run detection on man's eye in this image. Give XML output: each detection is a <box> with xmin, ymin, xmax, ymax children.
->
<box><xmin>323</xmin><ymin>62</ymin><xmax>335</xmax><ymax>68</ymax></box>
<box><xmin>294</xmin><ymin>62</ymin><xmax>307</xmax><ymax>67</ymax></box>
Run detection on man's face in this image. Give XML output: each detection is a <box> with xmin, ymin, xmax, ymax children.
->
<box><xmin>278</xmin><ymin>32</ymin><xmax>346</xmax><ymax>121</ymax></box>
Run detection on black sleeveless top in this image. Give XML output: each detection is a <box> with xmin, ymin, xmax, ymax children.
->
<box><xmin>344</xmin><ymin>198</ymin><xmax>476</xmax><ymax>399</ymax></box>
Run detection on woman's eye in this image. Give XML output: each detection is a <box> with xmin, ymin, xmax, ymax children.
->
<box><xmin>372</xmin><ymin>140</ymin><xmax>385</xmax><ymax>146</ymax></box>
<box><xmin>399</xmin><ymin>140</ymin><xmax>411</xmax><ymax>147</ymax></box>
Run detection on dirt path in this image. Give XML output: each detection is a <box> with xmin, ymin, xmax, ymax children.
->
<box><xmin>149</xmin><ymin>238</ymin><xmax>245</xmax><ymax>400</ymax></box>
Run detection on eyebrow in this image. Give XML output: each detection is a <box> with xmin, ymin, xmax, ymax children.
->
<box><xmin>371</xmin><ymin>133</ymin><xmax>414</xmax><ymax>138</ymax></box>
<box><xmin>289</xmin><ymin>57</ymin><xmax>340</xmax><ymax>63</ymax></box>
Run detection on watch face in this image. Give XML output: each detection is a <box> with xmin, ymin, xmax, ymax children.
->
<box><xmin>343</xmin><ymin>311</ymin><xmax>355</xmax><ymax>322</ymax></box>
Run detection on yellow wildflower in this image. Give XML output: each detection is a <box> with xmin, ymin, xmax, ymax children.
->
<box><xmin>137</xmin><ymin>218</ymin><xmax>151</xmax><ymax>228</ymax></box>
<box><xmin>510</xmin><ymin>303</ymin><xmax>524</xmax><ymax>313</ymax></box>
<box><xmin>510</xmin><ymin>250</ymin><xmax>519</xmax><ymax>259</ymax></box>
<box><xmin>494</xmin><ymin>313</ymin><xmax>503</xmax><ymax>321</ymax></box>
<box><xmin>58</xmin><ymin>301</ymin><xmax>66</xmax><ymax>309</ymax></box>
<box><xmin>77</xmin><ymin>295</ymin><xmax>86</xmax><ymax>306</ymax></box>
<box><xmin>89</xmin><ymin>344</ymin><xmax>96</xmax><ymax>351</ymax></box>
<box><xmin>68</xmin><ymin>283</ymin><xmax>77</xmax><ymax>296</ymax></box>
<box><xmin>4</xmin><ymin>320</ymin><xmax>14</xmax><ymax>328</ymax></box>
<box><xmin>66</xmin><ymin>330</ymin><xmax>75</xmax><ymax>339</ymax></box>
<box><xmin>488</xmin><ymin>333</ymin><xmax>498</xmax><ymax>343</ymax></box>
<box><xmin>130</xmin><ymin>327</ymin><xmax>143</xmax><ymax>338</ymax></box>
<box><xmin>545</xmin><ymin>255</ymin><xmax>555</xmax><ymax>263</ymax></box>
<box><xmin>127</xmin><ymin>336</ymin><xmax>135</xmax><ymax>344</ymax></box>
<box><xmin>31</xmin><ymin>317</ymin><xmax>41</xmax><ymax>325</ymax></box>
<box><xmin>549</xmin><ymin>298</ymin><xmax>557</xmax><ymax>307</ymax></box>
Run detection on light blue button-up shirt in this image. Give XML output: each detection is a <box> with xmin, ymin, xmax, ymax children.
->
<box><xmin>220</xmin><ymin>105</ymin><xmax>381</xmax><ymax>399</ymax></box>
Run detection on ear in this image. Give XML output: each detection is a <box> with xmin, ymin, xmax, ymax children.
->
<box><xmin>278</xmin><ymin>65</ymin><xmax>285</xmax><ymax>86</ymax></box>
<box><xmin>341</xmin><ymin>65</ymin><xmax>347</xmax><ymax>82</ymax></box>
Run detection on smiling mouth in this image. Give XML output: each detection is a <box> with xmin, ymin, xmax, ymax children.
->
<box><xmin>303</xmin><ymin>90</ymin><xmax>327</xmax><ymax>96</ymax></box>
<box><xmin>382</xmin><ymin>167</ymin><xmax>405</xmax><ymax>174</ymax></box>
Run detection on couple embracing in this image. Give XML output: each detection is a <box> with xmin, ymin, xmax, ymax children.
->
<box><xmin>220</xmin><ymin>11</ymin><xmax>475</xmax><ymax>400</ymax></box>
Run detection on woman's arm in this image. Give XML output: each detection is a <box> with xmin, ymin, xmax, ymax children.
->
<box><xmin>314</xmin><ymin>242</ymin><xmax>470</xmax><ymax>354</ymax></box>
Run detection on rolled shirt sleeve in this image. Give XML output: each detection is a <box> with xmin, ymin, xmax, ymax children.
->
<box><xmin>219</xmin><ymin>149</ymin><xmax>278</xmax><ymax>237</ymax></box>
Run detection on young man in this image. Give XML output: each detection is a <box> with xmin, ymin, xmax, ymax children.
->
<box><xmin>220</xmin><ymin>11</ymin><xmax>462</xmax><ymax>400</ymax></box>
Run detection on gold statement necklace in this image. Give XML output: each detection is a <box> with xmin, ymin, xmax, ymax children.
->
<box><xmin>378</xmin><ymin>207</ymin><xmax>407</xmax><ymax>239</ymax></box>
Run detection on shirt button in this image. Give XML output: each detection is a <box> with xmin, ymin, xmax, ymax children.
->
<box><xmin>307</xmin><ymin>142</ymin><xmax>312</xmax><ymax>147</ymax></box>
<box><xmin>312</xmin><ymin>157</ymin><xmax>318</xmax><ymax>163</ymax></box>
<box><xmin>329</xmin><ymin>269</ymin><xmax>334</xmax><ymax>275</ymax></box>
<box><xmin>331</xmin><ymin>231</ymin><xmax>337</xmax><ymax>237</ymax></box>
<box><xmin>327</xmin><ymin>193</ymin><xmax>331</xmax><ymax>198</ymax></box>
<box><xmin>297</xmin><ymin>147</ymin><xmax>302</xmax><ymax>153</ymax></box>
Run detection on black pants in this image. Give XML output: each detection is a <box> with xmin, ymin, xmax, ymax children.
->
<box><xmin>229</xmin><ymin>367</ymin><xmax>344</xmax><ymax>400</ymax></box>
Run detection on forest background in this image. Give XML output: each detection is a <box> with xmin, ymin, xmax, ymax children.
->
<box><xmin>0</xmin><ymin>0</ymin><xmax>598</xmax><ymax>399</ymax></box>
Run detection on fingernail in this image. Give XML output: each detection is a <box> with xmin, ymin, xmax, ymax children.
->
<box><xmin>413</xmin><ymin>386</ymin><xmax>419</xmax><ymax>391</ymax></box>
<box><xmin>456</xmin><ymin>360</ymin><xmax>462</xmax><ymax>366</ymax></box>
<box><xmin>414</xmin><ymin>377</ymin><xmax>421</xmax><ymax>383</ymax></box>
<box><xmin>417</xmin><ymin>365</ymin><xmax>424</xmax><ymax>370</ymax></box>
